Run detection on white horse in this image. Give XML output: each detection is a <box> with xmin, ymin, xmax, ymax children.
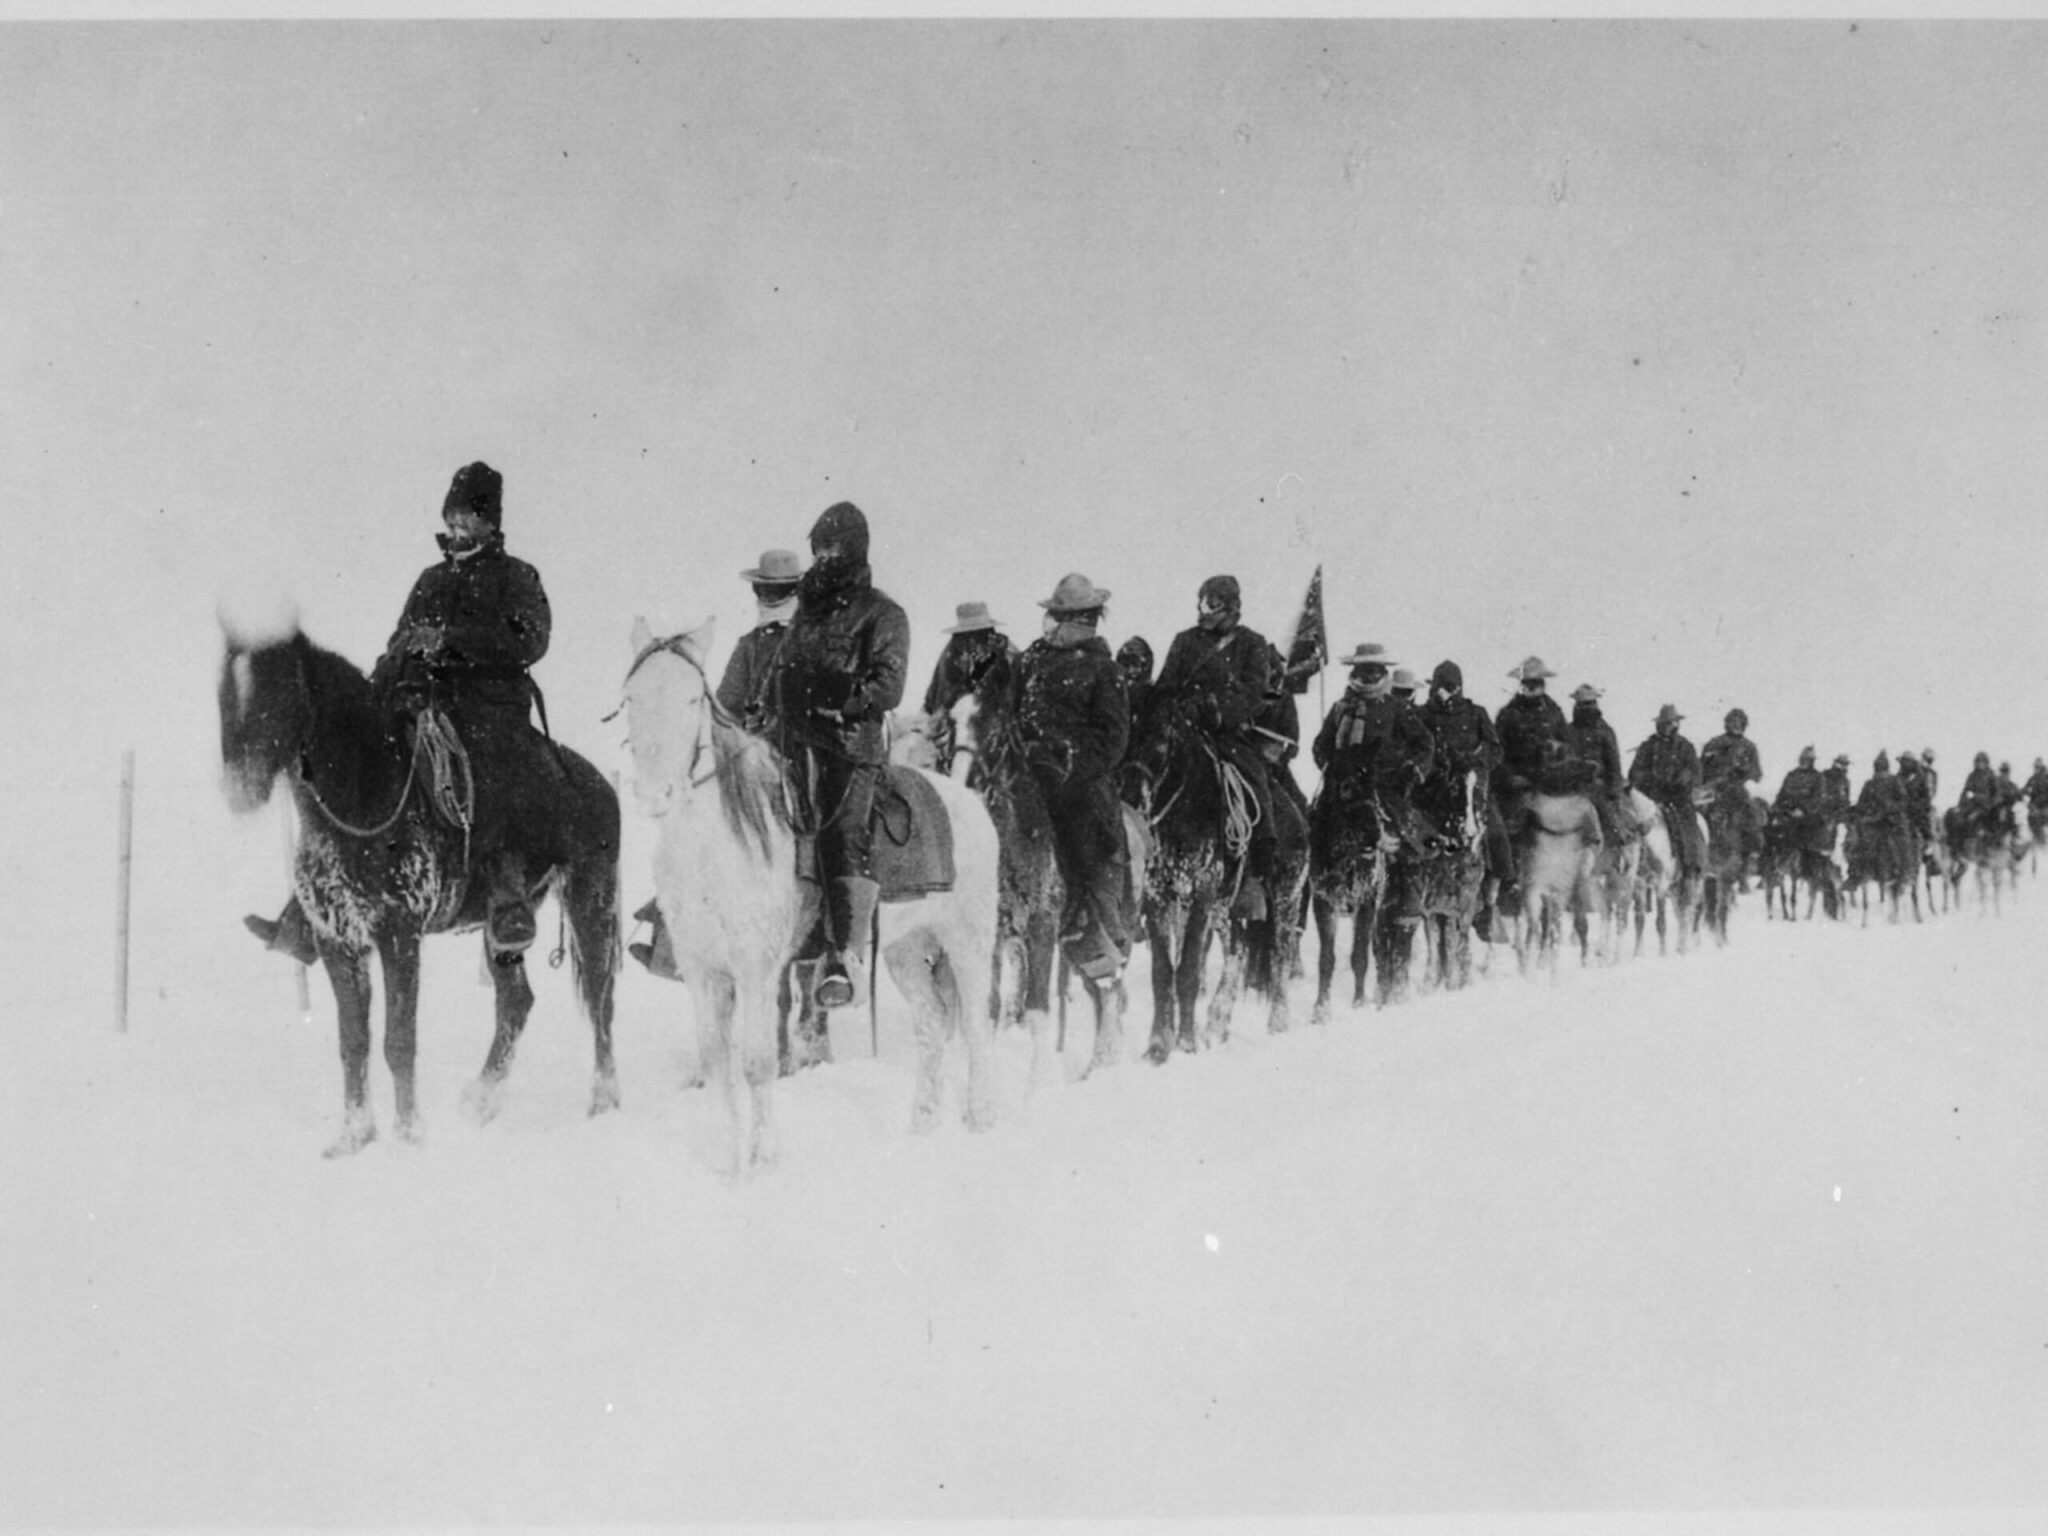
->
<box><xmin>1629</xmin><ymin>787</ymin><xmax>1699</xmax><ymax>956</ymax></box>
<box><xmin>620</xmin><ymin>618</ymin><xmax>1001</xmax><ymax>1172</ymax></box>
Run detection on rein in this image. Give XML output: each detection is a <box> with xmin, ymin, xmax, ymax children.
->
<box><xmin>613</xmin><ymin>634</ymin><xmax>734</xmax><ymax>798</ymax></box>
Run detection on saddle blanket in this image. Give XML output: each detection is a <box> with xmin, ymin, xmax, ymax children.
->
<box><xmin>873</xmin><ymin>764</ymin><xmax>955</xmax><ymax>901</ymax></box>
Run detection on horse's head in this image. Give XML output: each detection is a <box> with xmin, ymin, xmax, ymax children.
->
<box><xmin>217</xmin><ymin>604</ymin><xmax>309</xmax><ymax>815</ymax></box>
<box><xmin>622</xmin><ymin>615</ymin><xmax>717</xmax><ymax>819</ymax></box>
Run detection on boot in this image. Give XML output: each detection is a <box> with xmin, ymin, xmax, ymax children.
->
<box><xmin>484</xmin><ymin>859</ymin><xmax>536</xmax><ymax>960</ymax></box>
<box><xmin>245</xmin><ymin>898</ymin><xmax>318</xmax><ymax>966</ymax></box>
<box><xmin>815</xmin><ymin>876</ymin><xmax>879</xmax><ymax>1011</ymax></box>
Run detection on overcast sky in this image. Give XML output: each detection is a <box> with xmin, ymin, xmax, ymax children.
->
<box><xmin>6</xmin><ymin>19</ymin><xmax>2047</xmax><ymax>851</ymax></box>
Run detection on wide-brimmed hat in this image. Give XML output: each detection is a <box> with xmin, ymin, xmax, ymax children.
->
<box><xmin>1508</xmin><ymin>655</ymin><xmax>1556</xmax><ymax>682</ymax></box>
<box><xmin>1655</xmin><ymin>703</ymin><xmax>1684</xmax><ymax>726</ymax></box>
<box><xmin>1391</xmin><ymin>667</ymin><xmax>1421</xmax><ymax>692</ymax></box>
<box><xmin>1799</xmin><ymin>744</ymin><xmax>1816</xmax><ymax>761</ymax></box>
<box><xmin>942</xmin><ymin>600</ymin><xmax>1005</xmax><ymax>633</ymax></box>
<box><xmin>1037</xmin><ymin>573</ymin><xmax>1111</xmax><ymax>614</ymax></box>
<box><xmin>1570</xmin><ymin>683</ymin><xmax>1602</xmax><ymax>703</ymax></box>
<box><xmin>1833</xmin><ymin>753</ymin><xmax>1851</xmax><ymax>767</ymax></box>
<box><xmin>739</xmin><ymin>548</ymin><xmax>803</xmax><ymax>584</ymax></box>
<box><xmin>1338</xmin><ymin>642</ymin><xmax>1395</xmax><ymax>669</ymax></box>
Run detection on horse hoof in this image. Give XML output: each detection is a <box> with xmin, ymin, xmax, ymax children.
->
<box><xmin>322</xmin><ymin>1113</ymin><xmax>377</xmax><ymax>1159</ymax></box>
<box><xmin>964</xmin><ymin>1100</ymin><xmax>997</xmax><ymax>1133</ymax></box>
<box><xmin>589</xmin><ymin>1075</ymin><xmax>621</xmax><ymax>1117</ymax></box>
<box><xmin>1310</xmin><ymin>1002</ymin><xmax>1331</xmax><ymax>1027</ymax></box>
<box><xmin>1144</xmin><ymin>1037</ymin><xmax>1172</xmax><ymax>1065</ymax></box>
<box><xmin>460</xmin><ymin>1079</ymin><xmax>502</xmax><ymax>1127</ymax></box>
<box><xmin>394</xmin><ymin>1114</ymin><xmax>424</xmax><ymax>1146</ymax></box>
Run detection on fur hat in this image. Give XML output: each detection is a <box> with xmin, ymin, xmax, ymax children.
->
<box><xmin>1799</xmin><ymin>745</ymin><xmax>1816</xmax><ymax>763</ymax></box>
<box><xmin>1431</xmin><ymin>660</ymin><xmax>1463</xmax><ymax>691</ymax></box>
<box><xmin>1725</xmin><ymin>708</ymin><xmax>1748</xmax><ymax>732</ymax></box>
<box><xmin>1197</xmin><ymin>575</ymin><xmax>1241</xmax><ymax>612</ymax></box>
<box><xmin>1117</xmin><ymin>636</ymin><xmax>1154</xmax><ymax>673</ymax></box>
<box><xmin>443</xmin><ymin>461</ymin><xmax>503</xmax><ymax>527</ymax></box>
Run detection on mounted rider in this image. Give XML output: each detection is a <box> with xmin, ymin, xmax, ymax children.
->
<box><xmin>1627</xmin><ymin>704</ymin><xmax>1705</xmax><ymax>876</ymax></box>
<box><xmin>921</xmin><ymin>601</ymin><xmax>1017</xmax><ymax>778</ymax></box>
<box><xmin>1415</xmin><ymin>659</ymin><xmax>1503</xmax><ymax>845</ymax></box>
<box><xmin>1559</xmin><ymin>682</ymin><xmax>1629</xmax><ymax>846</ymax></box>
<box><xmin>1151</xmin><ymin>575</ymin><xmax>1280</xmax><ymax>919</ymax></box>
<box><xmin>1311</xmin><ymin>643</ymin><xmax>1437</xmax><ymax>854</ymax></box>
<box><xmin>1853</xmin><ymin>751</ymin><xmax>1915</xmax><ymax>887</ymax></box>
<box><xmin>770</xmin><ymin>501</ymin><xmax>911</xmax><ymax>1010</ymax></box>
<box><xmin>1700</xmin><ymin>707</ymin><xmax>1765</xmax><ymax>873</ymax></box>
<box><xmin>245</xmin><ymin>460</ymin><xmax>554</xmax><ymax>968</ymax></box>
<box><xmin>715</xmin><ymin>548</ymin><xmax>802</xmax><ymax>737</ymax></box>
<box><xmin>1011</xmin><ymin>573</ymin><xmax>1133</xmax><ymax>981</ymax></box>
<box><xmin>1116</xmin><ymin>636</ymin><xmax>1156</xmax><ymax>738</ymax></box>
<box><xmin>1894</xmin><ymin>748</ymin><xmax>1936</xmax><ymax>846</ymax></box>
<box><xmin>1772</xmin><ymin>746</ymin><xmax>1835</xmax><ymax>855</ymax></box>
<box><xmin>1956</xmin><ymin>751</ymin><xmax>2007</xmax><ymax>841</ymax></box>
<box><xmin>2025</xmin><ymin>758</ymin><xmax>2048</xmax><ymax>835</ymax></box>
<box><xmin>1492</xmin><ymin>656</ymin><xmax>1569</xmax><ymax>834</ymax></box>
<box><xmin>1822</xmin><ymin>752</ymin><xmax>1855</xmax><ymax>830</ymax></box>
<box><xmin>628</xmin><ymin>547</ymin><xmax>802</xmax><ymax>979</ymax></box>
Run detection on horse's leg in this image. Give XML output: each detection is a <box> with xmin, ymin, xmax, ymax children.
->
<box><xmin>1175</xmin><ymin>908</ymin><xmax>1208</xmax><ymax>1053</ymax></box>
<box><xmin>320</xmin><ymin>945</ymin><xmax>377</xmax><ymax>1158</ymax></box>
<box><xmin>1206</xmin><ymin>920</ymin><xmax>1243</xmax><ymax>1047</ymax></box>
<box><xmin>1310</xmin><ymin>893</ymin><xmax>1337</xmax><ymax>1027</ymax></box>
<box><xmin>944</xmin><ymin>931</ymin><xmax>997</xmax><ymax>1132</ymax></box>
<box><xmin>1350</xmin><ymin>899</ymin><xmax>1375</xmax><ymax>1007</ymax></box>
<box><xmin>376</xmin><ymin>928</ymin><xmax>424</xmax><ymax>1144</ymax></box>
<box><xmin>1020</xmin><ymin>908</ymin><xmax>1060</xmax><ymax>1093</ymax></box>
<box><xmin>738</xmin><ymin>968</ymin><xmax>779</xmax><ymax>1171</ymax></box>
<box><xmin>1145</xmin><ymin>906</ymin><xmax>1179</xmax><ymax>1064</ymax></box>
<box><xmin>460</xmin><ymin>952</ymin><xmax>536</xmax><ymax>1127</ymax></box>
<box><xmin>892</xmin><ymin>935</ymin><xmax>950</xmax><ymax>1134</ymax></box>
<box><xmin>564</xmin><ymin>862</ymin><xmax>622</xmax><ymax>1114</ymax></box>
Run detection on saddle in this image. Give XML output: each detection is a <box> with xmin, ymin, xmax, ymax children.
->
<box><xmin>871</xmin><ymin>764</ymin><xmax>956</xmax><ymax>901</ymax></box>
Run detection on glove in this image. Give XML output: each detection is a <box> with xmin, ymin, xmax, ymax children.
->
<box><xmin>1198</xmin><ymin>693</ymin><xmax>1224</xmax><ymax>731</ymax></box>
<box><xmin>404</xmin><ymin>623</ymin><xmax>445</xmax><ymax>657</ymax></box>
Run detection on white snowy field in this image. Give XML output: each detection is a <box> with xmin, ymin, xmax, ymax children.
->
<box><xmin>6</xmin><ymin>787</ymin><xmax>2048</xmax><ymax>1530</ymax></box>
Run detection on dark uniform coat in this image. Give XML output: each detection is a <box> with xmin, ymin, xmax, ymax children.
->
<box><xmin>1014</xmin><ymin>633</ymin><xmax>1130</xmax><ymax>873</ymax></box>
<box><xmin>371</xmin><ymin>532</ymin><xmax>550</xmax><ymax>718</ymax></box>
<box><xmin>715</xmin><ymin>620</ymin><xmax>788</xmax><ymax>737</ymax></box>
<box><xmin>1629</xmin><ymin>728</ymin><xmax>1705</xmax><ymax>873</ymax></box>
<box><xmin>1853</xmin><ymin>769</ymin><xmax>1915</xmax><ymax>884</ymax></box>
<box><xmin>1772</xmin><ymin>765</ymin><xmax>1834</xmax><ymax>855</ymax></box>
<box><xmin>1313</xmin><ymin>688</ymin><xmax>1437</xmax><ymax>829</ymax></box>
<box><xmin>772</xmin><ymin>566</ymin><xmax>910</xmax><ymax>769</ymax></box>
<box><xmin>1494</xmin><ymin>692</ymin><xmax>1569</xmax><ymax>796</ymax></box>
<box><xmin>1152</xmin><ymin>619</ymin><xmax>1279</xmax><ymax>855</ymax></box>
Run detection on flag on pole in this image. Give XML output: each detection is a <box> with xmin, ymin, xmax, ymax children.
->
<box><xmin>1278</xmin><ymin>564</ymin><xmax>1326</xmax><ymax>695</ymax></box>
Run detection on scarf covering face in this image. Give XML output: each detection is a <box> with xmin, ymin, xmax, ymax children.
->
<box><xmin>1346</xmin><ymin>671</ymin><xmax>1394</xmax><ymax>703</ymax></box>
<box><xmin>756</xmin><ymin>594</ymin><xmax>798</xmax><ymax>627</ymax></box>
<box><xmin>1045</xmin><ymin>612</ymin><xmax>1100</xmax><ymax>649</ymax></box>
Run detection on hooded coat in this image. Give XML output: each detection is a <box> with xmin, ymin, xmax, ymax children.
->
<box><xmin>771</xmin><ymin>507</ymin><xmax>910</xmax><ymax>768</ymax></box>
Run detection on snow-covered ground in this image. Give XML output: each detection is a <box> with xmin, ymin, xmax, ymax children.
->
<box><xmin>5</xmin><ymin>785</ymin><xmax>2048</xmax><ymax>1529</ymax></box>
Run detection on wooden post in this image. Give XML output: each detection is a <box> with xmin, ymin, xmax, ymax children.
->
<box><xmin>280</xmin><ymin>799</ymin><xmax>311</xmax><ymax>1022</ymax></box>
<box><xmin>115</xmin><ymin>748</ymin><xmax>134</xmax><ymax>1032</ymax></box>
<box><xmin>869</xmin><ymin>903</ymin><xmax>881</xmax><ymax>1057</ymax></box>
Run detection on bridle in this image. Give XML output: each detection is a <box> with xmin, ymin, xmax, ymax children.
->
<box><xmin>612</xmin><ymin>634</ymin><xmax>727</xmax><ymax>793</ymax></box>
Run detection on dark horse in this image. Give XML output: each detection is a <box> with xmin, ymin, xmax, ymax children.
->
<box><xmin>1124</xmin><ymin>702</ymin><xmax>1306</xmax><ymax>1060</ymax></box>
<box><xmin>938</xmin><ymin>650</ymin><xmax>1144</xmax><ymax>1079</ymax></box>
<box><xmin>218</xmin><ymin>617</ymin><xmax>622</xmax><ymax>1156</ymax></box>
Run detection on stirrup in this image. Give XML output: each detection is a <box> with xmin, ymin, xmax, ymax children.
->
<box><xmin>814</xmin><ymin>955</ymin><xmax>859</xmax><ymax>1011</ymax></box>
<box><xmin>1230</xmin><ymin>877</ymin><xmax>1268</xmax><ymax>922</ymax></box>
<box><xmin>487</xmin><ymin>904</ymin><xmax>537</xmax><ymax>954</ymax></box>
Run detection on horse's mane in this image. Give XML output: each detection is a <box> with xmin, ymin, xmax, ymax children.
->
<box><xmin>704</xmin><ymin>698</ymin><xmax>793</xmax><ymax>860</ymax></box>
